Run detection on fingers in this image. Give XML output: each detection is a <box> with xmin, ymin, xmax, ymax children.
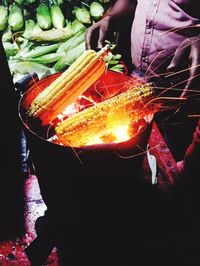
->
<box><xmin>85</xmin><ymin>17</ymin><xmax>111</xmax><ymax>50</ymax></box>
<box><xmin>85</xmin><ymin>27</ymin><xmax>93</xmax><ymax>50</ymax></box>
<box><xmin>182</xmin><ymin>52</ymin><xmax>200</xmax><ymax>97</ymax></box>
<box><xmin>85</xmin><ymin>23</ymin><xmax>105</xmax><ymax>50</ymax></box>
<box><xmin>97</xmin><ymin>27</ymin><xmax>105</xmax><ymax>49</ymax></box>
<box><xmin>85</xmin><ymin>24</ymin><xmax>99</xmax><ymax>50</ymax></box>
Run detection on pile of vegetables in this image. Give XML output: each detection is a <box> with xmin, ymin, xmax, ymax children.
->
<box><xmin>0</xmin><ymin>0</ymin><xmax>126</xmax><ymax>82</ymax></box>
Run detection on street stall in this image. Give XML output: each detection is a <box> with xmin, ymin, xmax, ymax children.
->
<box><xmin>2</xmin><ymin>0</ymin><xmax>200</xmax><ymax>265</ymax></box>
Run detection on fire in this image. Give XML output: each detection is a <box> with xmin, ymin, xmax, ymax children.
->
<box><xmin>111</xmin><ymin>125</ymin><xmax>130</xmax><ymax>142</ymax></box>
<box><xmin>24</xmin><ymin>71</ymin><xmax>155</xmax><ymax>147</ymax></box>
<box><xmin>55</xmin><ymin>95</ymin><xmax>152</xmax><ymax>146</ymax></box>
<box><xmin>81</xmin><ymin>124</ymin><xmax>131</xmax><ymax>146</ymax></box>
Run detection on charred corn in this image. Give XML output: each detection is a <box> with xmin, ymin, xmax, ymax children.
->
<box><xmin>27</xmin><ymin>47</ymin><xmax>108</xmax><ymax>125</ymax></box>
<box><xmin>55</xmin><ymin>84</ymin><xmax>154</xmax><ymax>147</ymax></box>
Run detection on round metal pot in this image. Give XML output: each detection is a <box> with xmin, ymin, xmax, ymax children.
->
<box><xmin>19</xmin><ymin>71</ymin><xmax>153</xmax><ymax>209</ymax></box>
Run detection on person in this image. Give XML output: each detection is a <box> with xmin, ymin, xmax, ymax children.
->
<box><xmin>85</xmin><ymin>1</ymin><xmax>200</xmax><ymax>265</ymax></box>
<box><xmin>86</xmin><ymin>0</ymin><xmax>200</xmax><ymax>161</ymax></box>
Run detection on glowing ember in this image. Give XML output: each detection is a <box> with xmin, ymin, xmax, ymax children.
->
<box><xmin>110</xmin><ymin>124</ymin><xmax>130</xmax><ymax>142</ymax></box>
<box><xmin>54</xmin><ymin>83</ymin><xmax>155</xmax><ymax>147</ymax></box>
<box><xmin>22</xmin><ymin>71</ymin><xmax>156</xmax><ymax>147</ymax></box>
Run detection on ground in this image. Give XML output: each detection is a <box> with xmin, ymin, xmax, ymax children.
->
<box><xmin>0</xmin><ymin>175</ymin><xmax>59</xmax><ymax>266</ymax></box>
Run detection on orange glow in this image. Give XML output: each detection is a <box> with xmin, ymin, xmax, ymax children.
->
<box><xmin>24</xmin><ymin>71</ymin><xmax>155</xmax><ymax>147</ymax></box>
<box><xmin>55</xmin><ymin>88</ymin><xmax>154</xmax><ymax>147</ymax></box>
<box><xmin>111</xmin><ymin>124</ymin><xmax>131</xmax><ymax>142</ymax></box>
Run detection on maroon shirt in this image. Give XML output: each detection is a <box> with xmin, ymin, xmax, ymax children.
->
<box><xmin>131</xmin><ymin>0</ymin><xmax>200</xmax><ymax>75</ymax></box>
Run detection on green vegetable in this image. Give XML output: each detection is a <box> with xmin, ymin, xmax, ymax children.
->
<box><xmin>20</xmin><ymin>42</ymin><xmax>60</xmax><ymax>59</ymax></box>
<box><xmin>56</xmin><ymin>0</ymin><xmax>63</xmax><ymax>5</ymax></box>
<box><xmin>71</xmin><ymin>19</ymin><xmax>86</xmax><ymax>34</ymax></box>
<box><xmin>8</xmin><ymin>4</ymin><xmax>24</xmax><ymax>31</ymax></box>
<box><xmin>9</xmin><ymin>60</ymin><xmax>56</xmax><ymax>81</ymax></box>
<box><xmin>0</xmin><ymin>5</ymin><xmax>8</xmax><ymax>31</ymax></box>
<box><xmin>3</xmin><ymin>42</ymin><xmax>17</xmax><ymax>57</ymax></box>
<box><xmin>28</xmin><ymin>27</ymin><xmax>73</xmax><ymax>42</ymax></box>
<box><xmin>2</xmin><ymin>25</ymin><xmax>12</xmax><ymax>42</ymax></box>
<box><xmin>112</xmin><ymin>54</ymin><xmax>122</xmax><ymax>60</ymax></box>
<box><xmin>108</xmin><ymin>59</ymin><xmax>120</xmax><ymax>65</ymax></box>
<box><xmin>50</xmin><ymin>4</ymin><xmax>65</xmax><ymax>29</ymax></box>
<box><xmin>104</xmin><ymin>52</ymin><xmax>122</xmax><ymax>64</ymax></box>
<box><xmin>109</xmin><ymin>64</ymin><xmax>125</xmax><ymax>73</ymax></box>
<box><xmin>53</xmin><ymin>41</ymin><xmax>85</xmax><ymax>71</ymax></box>
<box><xmin>25</xmin><ymin>52</ymin><xmax>63</xmax><ymax>64</ymax></box>
<box><xmin>32</xmin><ymin>23</ymin><xmax>43</xmax><ymax>34</ymax></box>
<box><xmin>22</xmin><ymin>19</ymin><xmax>35</xmax><ymax>39</ymax></box>
<box><xmin>36</xmin><ymin>3</ymin><xmax>52</xmax><ymax>30</ymax></box>
<box><xmin>73</xmin><ymin>6</ymin><xmax>91</xmax><ymax>24</ymax></box>
<box><xmin>11</xmin><ymin>41</ymin><xmax>33</xmax><ymax>59</ymax></box>
<box><xmin>90</xmin><ymin>1</ymin><xmax>104</xmax><ymax>21</ymax></box>
<box><xmin>57</xmin><ymin>28</ymin><xmax>86</xmax><ymax>53</ymax></box>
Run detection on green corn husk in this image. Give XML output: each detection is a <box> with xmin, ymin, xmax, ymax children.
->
<box><xmin>32</xmin><ymin>23</ymin><xmax>43</xmax><ymax>34</ymax></box>
<box><xmin>12</xmin><ymin>41</ymin><xmax>33</xmax><ymax>59</ymax></box>
<box><xmin>57</xmin><ymin>28</ymin><xmax>86</xmax><ymax>53</ymax></box>
<box><xmin>25</xmin><ymin>52</ymin><xmax>63</xmax><ymax>64</ymax></box>
<box><xmin>22</xmin><ymin>19</ymin><xmax>35</xmax><ymax>39</ymax></box>
<box><xmin>28</xmin><ymin>27</ymin><xmax>73</xmax><ymax>42</ymax></box>
<box><xmin>0</xmin><ymin>5</ymin><xmax>8</xmax><ymax>31</ymax></box>
<box><xmin>108</xmin><ymin>59</ymin><xmax>120</xmax><ymax>65</ymax></box>
<box><xmin>90</xmin><ymin>1</ymin><xmax>104</xmax><ymax>21</ymax></box>
<box><xmin>36</xmin><ymin>3</ymin><xmax>52</xmax><ymax>30</ymax></box>
<box><xmin>19</xmin><ymin>42</ymin><xmax>60</xmax><ymax>59</ymax></box>
<box><xmin>53</xmin><ymin>41</ymin><xmax>85</xmax><ymax>71</ymax></box>
<box><xmin>8</xmin><ymin>4</ymin><xmax>24</xmax><ymax>31</ymax></box>
<box><xmin>71</xmin><ymin>19</ymin><xmax>86</xmax><ymax>34</ymax></box>
<box><xmin>73</xmin><ymin>6</ymin><xmax>91</xmax><ymax>24</ymax></box>
<box><xmin>112</xmin><ymin>54</ymin><xmax>122</xmax><ymax>60</ymax></box>
<box><xmin>109</xmin><ymin>64</ymin><xmax>125</xmax><ymax>73</ymax></box>
<box><xmin>57</xmin><ymin>0</ymin><xmax>63</xmax><ymax>5</ymax></box>
<box><xmin>50</xmin><ymin>4</ymin><xmax>65</xmax><ymax>29</ymax></box>
<box><xmin>9</xmin><ymin>60</ymin><xmax>56</xmax><ymax>82</ymax></box>
<box><xmin>2</xmin><ymin>25</ymin><xmax>12</xmax><ymax>41</ymax></box>
<box><xmin>3</xmin><ymin>41</ymin><xmax>17</xmax><ymax>57</ymax></box>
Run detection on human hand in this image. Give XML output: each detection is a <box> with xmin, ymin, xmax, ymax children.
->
<box><xmin>167</xmin><ymin>36</ymin><xmax>200</xmax><ymax>98</ymax></box>
<box><xmin>85</xmin><ymin>15</ymin><xmax>112</xmax><ymax>50</ymax></box>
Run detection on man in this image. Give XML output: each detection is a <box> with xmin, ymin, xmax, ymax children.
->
<box><xmin>85</xmin><ymin>1</ymin><xmax>200</xmax><ymax>265</ymax></box>
<box><xmin>86</xmin><ymin>0</ymin><xmax>200</xmax><ymax>161</ymax></box>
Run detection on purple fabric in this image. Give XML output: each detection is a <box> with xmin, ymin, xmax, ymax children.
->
<box><xmin>131</xmin><ymin>0</ymin><xmax>200</xmax><ymax>76</ymax></box>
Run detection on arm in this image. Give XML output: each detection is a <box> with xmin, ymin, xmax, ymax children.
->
<box><xmin>85</xmin><ymin>0</ymin><xmax>137</xmax><ymax>49</ymax></box>
<box><xmin>167</xmin><ymin>36</ymin><xmax>200</xmax><ymax>97</ymax></box>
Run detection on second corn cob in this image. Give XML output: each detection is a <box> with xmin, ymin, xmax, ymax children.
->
<box><xmin>55</xmin><ymin>84</ymin><xmax>154</xmax><ymax>147</ymax></box>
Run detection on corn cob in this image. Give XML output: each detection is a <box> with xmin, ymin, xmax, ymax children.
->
<box><xmin>27</xmin><ymin>47</ymin><xmax>108</xmax><ymax>125</ymax></box>
<box><xmin>36</xmin><ymin>3</ymin><xmax>52</xmax><ymax>30</ymax></box>
<box><xmin>55</xmin><ymin>84</ymin><xmax>154</xmax><ymax>147</ymax></box>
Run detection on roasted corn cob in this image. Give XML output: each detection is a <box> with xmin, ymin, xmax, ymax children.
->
<box><xmin>55</xmin><ymin>84</ymin><xmax>154</xmax><ymax>147</ymax></box>
<box><xmin>27</xmin><ymin>47</ymin><xmax>108</xmax><ymax>125</ymax></box>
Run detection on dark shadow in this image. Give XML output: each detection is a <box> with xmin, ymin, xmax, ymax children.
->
<box><xmin>0</xmin><ymin>40</ymin><xmax>26</xmax><ymax>239</ymax></box>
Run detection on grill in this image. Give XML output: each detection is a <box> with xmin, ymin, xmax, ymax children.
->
<box><xmin>18</xmin><ymin>71</ymin><xmax>154</xmax><ymax>265</ymax></box>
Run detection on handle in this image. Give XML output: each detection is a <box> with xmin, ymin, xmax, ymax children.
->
<box><xmin>15</xmin><ymin>73</ymin><xmax>38</xmax><ymax>94</ymax></box>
